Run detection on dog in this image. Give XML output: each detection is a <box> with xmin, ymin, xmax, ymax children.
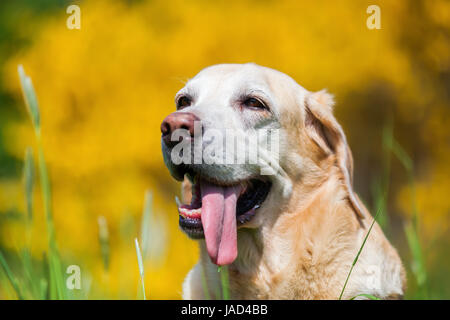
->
<box><xmin>160</xmin><ymin>63</ymin><xmax>406</xmax><ymax>299</ymax></box>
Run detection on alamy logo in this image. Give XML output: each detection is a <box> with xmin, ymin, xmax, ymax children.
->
<box><xmin>366</xmin><ymin>5</ymin><xmax>381</xmax><ymax>30</ymax></box>
<box><xmin>66</xmin><ymin>5</ymin><xmax>81</xmax><ymax>30</ymax></box>
<box><xmin>66</xmin><ymin>265</ymin><xmax>81</xmax><ymax>290</ymax></box>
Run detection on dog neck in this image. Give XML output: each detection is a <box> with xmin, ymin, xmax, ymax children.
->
<box><xmin>199</xmin><ymin>169</ymin><xmax>362</xmax><ymax>299</ymax></box>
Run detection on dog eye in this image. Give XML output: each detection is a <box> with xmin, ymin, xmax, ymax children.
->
<box><xmin>177</xmin><ymin>96</ymin><xmax>192</xmax><ymax>109</ymax></box>
<box><xmin>243</xmin><ymin>97</ymin><xmax>267</xmax><ymax>110</ymax></box>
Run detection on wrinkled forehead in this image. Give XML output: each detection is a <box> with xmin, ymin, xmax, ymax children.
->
<box><xmin>180</xmin><ymin>64</ymin><xmax>307</xmax><ymax>107</ymax></box>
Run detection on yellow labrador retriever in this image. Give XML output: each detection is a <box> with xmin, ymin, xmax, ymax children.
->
<box><xmin>160</xmin><ymin>63</ymin><xmax>406</xmax><ymax>299</ymax></box>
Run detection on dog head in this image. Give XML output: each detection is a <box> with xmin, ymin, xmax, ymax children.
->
<box><xmin>160</xmin><ymin>63</ymin><xmax>362</xmax><ymax>265</ymax></box>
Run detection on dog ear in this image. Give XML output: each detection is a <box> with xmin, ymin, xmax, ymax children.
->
<box><xmin>305</xmin><ymin>90</ymin><xmax>364</xmax><ymax>221</ymax></box>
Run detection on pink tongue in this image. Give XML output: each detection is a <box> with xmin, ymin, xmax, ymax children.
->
<box><xmin>200</xmin><ymin>180</ymin><xmax>241</xmax><ymax>266</ymax></box>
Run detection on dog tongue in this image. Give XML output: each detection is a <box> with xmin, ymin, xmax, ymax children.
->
<box><xmin>200</xmin><ymin>180</ymin><xmax>241</xmax><ymax>265</ymax></box>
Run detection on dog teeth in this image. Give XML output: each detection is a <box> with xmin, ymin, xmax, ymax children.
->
<box><xmin>179</xmin><ymin>207</ymin><xmax>202</xmax><ymax>218</ymax></box>
<box><xmin>238</xmin><ymin>214</ymin><xmax>252</xmax><ymax>224</ymax></box>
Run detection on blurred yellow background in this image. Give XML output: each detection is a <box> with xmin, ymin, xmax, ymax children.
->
<box><xmin>0</xmin><ymin>0</ymin><xmax>448</xmax><ymax>299</ymax></box>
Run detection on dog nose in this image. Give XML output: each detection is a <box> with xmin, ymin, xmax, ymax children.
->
<box><xmin>161</xmin><ymin>112</ymin><xmax>200</xmax><ymax>148</ymax></box>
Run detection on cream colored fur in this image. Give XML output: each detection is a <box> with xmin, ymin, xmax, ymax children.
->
<box><xmin>168</xmin><ymin>63</ymin><xmax>406</xmax><ymax>300</ymax></box>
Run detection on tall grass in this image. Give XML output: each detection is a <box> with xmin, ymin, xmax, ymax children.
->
<box><xmin>371</xmin><ymin>123</ymin><xmax>394</xmax><ymax>231</ymax></box>
<box><xmin>389</xmin><ymin>139</ymin><xmax>428</xmax><ymax>299</ymax></box>
<box><xmin>378</xmin><ymin>121</ymin><xmax>428</xmax><ymax>298</ymax></box>
<box><xmin>19</xmin><ymin>65</ymin><xmax>67</xmax><ymax>299</ymax></box>
<box><xmin>0</xmin><ymin>66</ymin><xmax>167</xmax><ymax>299</ymax></box>
<box><xmin>0</xmin><ymin>66</ymin><xmax>67</xmax><ymax>299</ymax></box>
<box><xmin>339</xmin><ymin>204</ymin><xmax>383</xmax><ymax>300</ymax></box>
<box><xmin>0</xmin><ymin>251</ymin><xmax>24</xmax><ymax>299</ymax></box>
<box><xmin>339</xmin><ymin>123</ymin><xmax>428</xmax><ymax>300</ymax></box>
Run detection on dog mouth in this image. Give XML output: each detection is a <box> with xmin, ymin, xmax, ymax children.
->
<box><xmin>177</xmin><ymin>171</ymin><xmax>271</xmax><ymax>266</ymax></box>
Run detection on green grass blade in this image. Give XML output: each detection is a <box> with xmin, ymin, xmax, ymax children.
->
<box><xmin>376</xmin><ymin>124</ymin><xmax>394</xmax><ymax>230</ymax></box>
<box><xmin>23</xmin><ymin>147</ymin><xmax>34</xmax><ymax>222</ymax></box>
<box><xmin>39</xmin><ymin>278</ymin><xmax>48</xmax><ymax>300</ymax></box>
<box><xmin>139</xmin><ymin>190</ymin><xmax>168</xmax><ymax>265</ymax></box>
<box><xmin>21</xmin><ymin>147</ymin><xmax>39</xmax><ymax>298</ymax></box>
<box><xmin>0</xmin><ymin>251</ymin><xmax>24</xmax><ymax>299</ymax></box>
<box><xmin>38</xmin><ymin>125</ymin><xmax>66</xmax><ymax>300</ymax></box>
<box><xmin>405</xmin><ymin>221</ymin><xmax>427</xmax><ymax>297</ymax></box>
<box><xmin>339</xmin><ymin>204</ymin><xmax>383</xmax><ymax>300</ymax></box>
<box><xmin>389</xmin><ymin>137</ymin><xmax>428</xmax><ymax>299</ymax></box>
<box><xmin>350</xmin><ymin>293</ymin><xmax>381</xmax><ymax>300</ymax></box>
<box><xmin>218</xmin><ymin>266</ymin><xmax>230</xmax><ymax>300</ymax></box>
<box><xmin>20</xmin><ymin>248</ymin><xmax>40</xmax><ymax>299</ymax></box>
<box><xmin>18</xmin><ymin>65</ymin><xmax>66</xmax><ymax>300</ymax></box>
<box><xmin>140</xmin><ymin>191</ymin><xmax>152</xmax><ymax>259</ymax></box>
<box><xmin>391</xmin><ymin>139</ymin><xmax>413</xmax><ymax>172</ymax></box>
<box><xmin>18</xmin><ymin>65</ymin><xmax>40</xmax><ymax>136</ymax></box>
<box><xmin>134</xmin><ymin>238</ymin><xmax>146</xmax><ymax>300</ymax></box>
<box><xmin>98</xmin><ymin>216</ymin><xmax>110</xmax><ymax>271</ymax></box>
